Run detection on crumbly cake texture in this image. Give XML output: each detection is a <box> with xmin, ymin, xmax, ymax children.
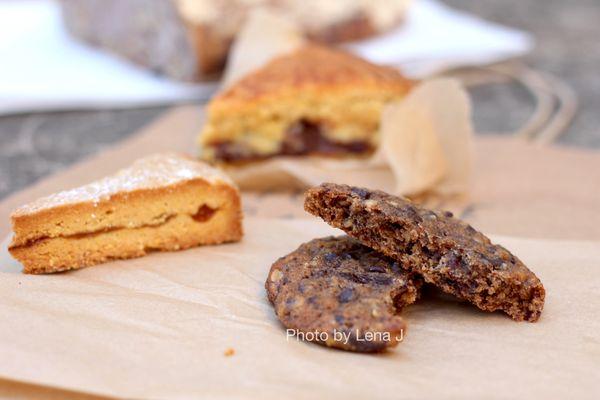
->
<box><xmin>266</xmin><ymin>236</ymin><xmax>422</xmax><ymax>352</ymax></box>
<box><xmin>304</xmin><ymin>183</ymin><xmax>546</xmax><ymax>322</ymax></box>
<box><xmin>9</xmin><ymin>153</ymin><xmax>243</xmax><ymax>274</ymax></box>
<box><xmin>199</xmin><ymin>44</ymin><xmax>412</xmax><ymax>163</ymax></box>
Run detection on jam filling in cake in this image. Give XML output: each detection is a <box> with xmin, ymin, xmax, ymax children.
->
<box><xmin>10</xmin><ymin>204</ymin><xmax>220</xmax><ymax>250</ymax></box>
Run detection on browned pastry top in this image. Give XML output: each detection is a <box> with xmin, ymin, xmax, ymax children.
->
<box><xmin>214</xmin><ymin>43</ymin><xmax>412</xmax><ymax>104</ymax></box>
<box><xmin>304</xmin><ymin>183</ymin><xmax>545</xmax><ymax>322</ymax></box>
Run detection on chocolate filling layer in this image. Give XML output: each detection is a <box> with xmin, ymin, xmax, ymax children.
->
<box><xmin>210</xmin><ymin>119</ymin><xmax>372</xmax><ymax>162</ymax></box>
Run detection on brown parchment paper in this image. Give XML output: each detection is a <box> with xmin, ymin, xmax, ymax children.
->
<box><xmin>1</xmin><ymin>106</ymin><xmax>600</xmax><ymax>399</ymax></box>
<box><xmin>0</xmin><ymin>218</ymin><xmax>599</xmax><ymax>399</ymax></box>
<box><xmin>2</xmin><ymin>106</ymin><xmax>599</xmax><ymax>241</ymax></box>
<box><xmin>1</xmin><ymin>13</ymin><xmax>598</xmax><ymax>397</ymax></box>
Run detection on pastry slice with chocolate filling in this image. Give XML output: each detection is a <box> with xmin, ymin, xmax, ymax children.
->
<box><xmin>9</xmin><ymin>153</ymin><xmax>243</xmax><ymax>274</ymax></box>
<box><xmin>199</xmin><ymin>43</ymin><xmax>412</xmax><ymax>163</ymax></box>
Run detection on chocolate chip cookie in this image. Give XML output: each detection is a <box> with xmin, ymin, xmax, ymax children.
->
<box><xmin>304</xmin><ymin>183</ymin><xmax>545</xmax><ymax>322</ymax></box>
<box><xmin>266</xmin><ymin>236</ymin><xmax>422</xmax><ymax>352</ymax></box>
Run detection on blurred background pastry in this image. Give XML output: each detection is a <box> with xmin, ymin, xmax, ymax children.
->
<box><xmin>199</xmin><ymin>43</ymin><xmax>413</xmax><ymax>163</ymax></box>
<box><xmin>60</xmin><ymin>0</ymin><xmax>412</xmax><ymax>81</ymax></box>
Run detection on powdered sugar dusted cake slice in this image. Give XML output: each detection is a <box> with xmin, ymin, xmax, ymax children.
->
<box><xmin>9</xmin><ymin>153</ymin><xmax>243</xmax><ymax>274</ymax></box>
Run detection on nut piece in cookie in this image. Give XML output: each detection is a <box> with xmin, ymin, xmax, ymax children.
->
<box><xmin>266</xmin><ymin>236</ymin><xmax>422</xmax><ymax>352</ymax></box>
<box><xmin>304</xmin><ymin>183</ymin><xmax>545</xmax><ymax>322</ymax></box>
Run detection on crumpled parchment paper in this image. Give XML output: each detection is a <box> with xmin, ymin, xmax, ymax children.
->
<box><xmin>0</xmin><ymin>217</ymin><xmax>598</xmax><ymax>399</ymax></box>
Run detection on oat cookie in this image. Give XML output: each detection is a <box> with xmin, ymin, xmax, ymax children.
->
<box><xmin>266</xmin><ymin>236</ymin><xmax>421</xmax><ymax>352</ymax></box>
<box><xmin>304</xmin><ymin>183</ymin><xmax>545</xmax><ymax>322</ymax></box>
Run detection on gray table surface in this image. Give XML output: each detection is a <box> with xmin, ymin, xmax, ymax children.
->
<box><xmin>1</xmin><ymin>0</ymin><xmax>598</xmax><ymax>200</ymax></box>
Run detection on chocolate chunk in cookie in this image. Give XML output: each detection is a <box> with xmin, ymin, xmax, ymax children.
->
<box><xmin>304</xmin><ymin>183</ymin><xmax>545</xmax><ymax>322</ymax></box>
<box><xmin>266</xmin><ymin>236</ymin><xmax>422</xmax><ymax>352</ymax></box>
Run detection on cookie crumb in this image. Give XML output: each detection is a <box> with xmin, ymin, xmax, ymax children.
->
<box><xmin>224</xmin><ymin>348</ymin><xmax>235</xmax><ymax>357</ymax></box>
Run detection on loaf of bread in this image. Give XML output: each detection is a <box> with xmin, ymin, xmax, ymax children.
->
<box><xmin>59</xmin><ymin>0</ymin><xmax>412</xmax><ymax>81</ymax></box>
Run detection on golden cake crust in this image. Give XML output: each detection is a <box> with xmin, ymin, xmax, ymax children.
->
<box><xmin>214</xmin><ymin>44</ymin><xmax>412</xmax><ymax>105</ymax></box>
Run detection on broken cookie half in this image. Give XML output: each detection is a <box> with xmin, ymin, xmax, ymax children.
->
<box><xmin>304</xmin><ymin>183</ymin><xmax>545</xmax><ymax>322</ymax></box>
<box><xmin>266</xmin><ymin>236</ymin><xmax>422</xmax><ymax>352</ymax></box>
<box><xmin>9</xmin><ymin>153</ymin><xmax>243</xmax><ymax>274</ymax></box>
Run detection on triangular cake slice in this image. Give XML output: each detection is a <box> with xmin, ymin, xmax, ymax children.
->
<box><xmin>199</xmin><ymin>43</ymin><xmax>412</xmax><ymax>163</ymax></box>
<box><xmin>9</xmin><ymin>153</ymin><xmax>243</xmax><ymax>274</ymax></box>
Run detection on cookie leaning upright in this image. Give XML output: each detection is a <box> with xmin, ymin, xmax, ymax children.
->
<box><xmin>199</xmin><ymin>43</ymin><xmax>412</xmax><ymax>163</ymax></box>
<box><xmin>266</xmin><ymin>236</ymin><xmax>422</xmax><ymax>352</ymax></box>
<box><xmin>304</xmin><ymin>183</ymin><xmax>545</xmax><ymax>322</ymax></box>
<box><xmin>9</xmin><ymin>153</ymin><xmax>243</xmax><ymax>274</ymax></box>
